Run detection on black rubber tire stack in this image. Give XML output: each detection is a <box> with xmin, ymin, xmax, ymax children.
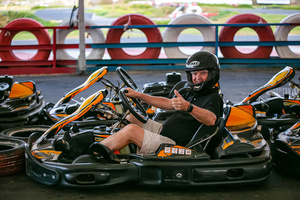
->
<box><xmin>0</xmin><ymin>137</ymin><xmax>26</xmax><ymax>176</ymax></box>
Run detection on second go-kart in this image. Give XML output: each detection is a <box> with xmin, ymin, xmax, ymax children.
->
<box><xmin>223</xmin><ymin>66</ymin><xmax>300</xmax><ymax>138</ymax></box>
<box><xmin>0</xmin><ymin>66</ymin><xmax>133</xmax><ymax>141</ymax></box>
<box><xmin>270</xmin><ymin>119</ymin><xmax>300</xmax><ymax>177</ymax></box>
<box><xmin>0</xmin><ymin>67</ymin><xmax>114</xmax><ymax>141</ymax></box>
<box><xmin>25</xmin><ymin>82</ymin><xmax>271</xmax><ymax>188</ymax></box>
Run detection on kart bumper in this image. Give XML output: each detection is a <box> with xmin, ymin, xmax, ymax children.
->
<box><xmin>25</xmin><ymin>143</ymin><xmax>139</xmax><ymax>188</ymax></box>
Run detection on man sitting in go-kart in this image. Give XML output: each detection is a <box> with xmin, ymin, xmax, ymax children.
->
<box><xmin>96</xmin><ymin>51</ymin><xmax>224</xmax><ymax>155</ymax></box>
<box><xmin>26</xmin><ymin>51</ymin><xmax>272</xmax><ymax>187</ymax></box>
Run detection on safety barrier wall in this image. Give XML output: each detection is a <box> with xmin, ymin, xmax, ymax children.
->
<box><xmin>0</xmin><ymin>13</ymin><xmax>300</xmax><ymax>74</ymax></box>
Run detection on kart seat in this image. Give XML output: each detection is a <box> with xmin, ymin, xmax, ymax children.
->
<box><xmin>185</xmin><ymin>117</ymin><xmax>222</xmax><ymax>150</ymax></box>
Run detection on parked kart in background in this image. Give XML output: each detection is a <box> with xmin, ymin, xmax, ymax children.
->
<box><xmin>0</xmin><ymin>75</ymin><xmax>45</xmax><ymax>131</ymax></box>
<box><xmin>237</xmin><ymin>66</ymin><xmax>300</xmax><ymax>138</ymax></box>
<box><xmin>25</xmin><ymin>69</ymin><xmax>271</xmax><ymax>188</ymax></box>
<box><xmin>0</xmin><ymin>68</ymin><xmax>111</xmax><ymax>141</ymax></box>
<box><xmin>225</xmin><ymin>66</ymin><xmax>300</xmax><ymax>178</ymax></box>
<box><xmin>0</xmin><ymin>67</ymin><xmax>129</xmax><ymax>141</ymax></box>
<box><xmin>270</xmin><ymin>119</ymin><xmax>300</xmax><ymax>177</ymax></box>
<box><xmin>0</xmin><ymin>75</ymin><xmax>45</xmax><ymax>176</ymax></box>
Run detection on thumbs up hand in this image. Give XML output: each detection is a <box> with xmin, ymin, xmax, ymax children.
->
<box><xmin>172</xmin><ymin>90</ymin><xmax>190</xmax><ymax>111</ymax></box>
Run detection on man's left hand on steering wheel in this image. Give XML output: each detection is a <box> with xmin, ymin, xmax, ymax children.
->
<box><xmin>118</xmin><ymin>88</ymin><xmax>148</xmax><ymax>123</ymax></box>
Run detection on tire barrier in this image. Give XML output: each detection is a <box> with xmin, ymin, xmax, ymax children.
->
<box><xmin>219</xmin><ymin>13</ymin><xmax>275</xmax><ymax>58</ymax></box>
<box><xmin>0</xmin><ymin>137</ymin><xmax>26</xmax><ymax>176</ymax></box>
<box><xmin>0</xmin><ymin>18</ymin><xmax>51</xmax><ymax>61</ymax></box>
<box><xmin>0</xmin><ymin>14</ymin><xmax>299</xmax><ymax>68</ymax></box>
<box><xmin>163</xmin><ymin>14</ymin><xmax>215</xmax><ymax>58</ymax></box>
<box><xmin>275</xmin><ymin>13</ymin><xmax>300</xmax><ymax>59</ymax></box>
<box><xmin>55</xmin><ymin>18</ymin><xmax>105</xmax><ymax>67</ymax></box>
<box><xmin>106</xmin><ymin>14</ymin><xmax>162</xmax><ymax>59</ymax></box>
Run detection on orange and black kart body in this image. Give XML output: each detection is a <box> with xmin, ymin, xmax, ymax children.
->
<box><xmin>0</xmin><ymin>75</ymin><xmax>45</xmax><ymax>131</ymax></box>
<box><xmin>42</xmin><ymin>67</ymin><xmax>112</xmax><ymax>126</ymax></box>
<box><xmin>25</xmin><ymin>87</ymin><xmax>271</xmax><ymax>188</ymax></box>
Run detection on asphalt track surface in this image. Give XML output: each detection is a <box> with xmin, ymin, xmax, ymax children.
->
<box><xmin>1</xmin><ymin>68</ymin><xmax>300</xmax><ymax>200</ymax></box>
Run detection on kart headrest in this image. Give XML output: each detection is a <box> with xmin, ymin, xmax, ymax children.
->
<box><xmin>224</xmin><ymin>104</ymin><xmax>257</xmax><ymax>134</ymax></box>
<box><xmin>185</xmin><ymin>117</ymin><xmax>222</xmax><ymax>149</ymax></box>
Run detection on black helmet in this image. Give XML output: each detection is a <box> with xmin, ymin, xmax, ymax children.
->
<box><xmin>185</xmin><ymin>51</ymin><xmax>220</xmax><ymax>93</ymax></box>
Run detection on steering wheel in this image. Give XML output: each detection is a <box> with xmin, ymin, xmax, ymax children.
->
<box><xmin>118</xmin><ymin>88</ymin><xmax>148</xmax><ymax>123</ymax></box>
<box><xmin>0</xmin><ymin>82</ymin><xmax>9</xmax><ymax>92</ymax></box>
<box><xmin>116</xmin><ymin>67</ymin><xmax>138</xmax><ymax>90</ymax></box>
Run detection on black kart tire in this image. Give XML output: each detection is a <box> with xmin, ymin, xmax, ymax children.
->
<box><xmin>0</xmin><ymin>137</ymin><xmax>26</xmax><ymax>176</ymax></box>
<box><xmin>0</xmin><ymin>125</ymin><xmax>50</xmax><ymax>142</ymax></box>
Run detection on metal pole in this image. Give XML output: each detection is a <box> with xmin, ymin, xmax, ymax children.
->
<box><xmin>78</xmin><ymin>0</ymin><xmax>86</xmax><ymax>73</ymax></box>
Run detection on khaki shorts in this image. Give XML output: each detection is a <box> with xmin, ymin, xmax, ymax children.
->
<box><xmin>137</xmin><ymin>119</ymin><xmax>175</xmax><ymax>155</ymax></box>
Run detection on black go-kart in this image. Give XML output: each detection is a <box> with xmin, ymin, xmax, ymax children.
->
<box><xmin>24</xmin><ymin>69</ymin><xmax>271</xmax><ymax>188</ymax></box>
<box><xmin>239</xmin><ymin>66</ymin><xmax>300</xmax><ymax>138</ymax></box>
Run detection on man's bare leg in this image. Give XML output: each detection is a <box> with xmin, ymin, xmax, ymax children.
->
<box><xmin>101</xmin><ymin>124</ymin><xmax>144</xmax><ymax>151</ymax></box>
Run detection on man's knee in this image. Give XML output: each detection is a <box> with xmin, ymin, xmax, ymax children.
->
<box><xmin>124</xmin><ymin>124</ymin><xmax>142</xmax><ymax>135</ymax></box>
<box><xmin>122</xmin><ymin>124</ymin><xmax>144</xmax><ymax>143</ymax></box>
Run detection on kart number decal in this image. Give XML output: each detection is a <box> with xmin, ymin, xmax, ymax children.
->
<box><xmin>165</xmin><ymin>147</ymin><xmax>171</xmax><ymax>154</ymax></box>
<box><xmin>172</xmin><ymin>147</ymin><xmax>178</xmax><ymax>154</ymax></box>
<box><xmin>179</xmin><ymin>148</ymin><xmax>185</xmax><ymax>154</ymax></box>
<box><xmin>158</xmin><ymin>146</ymin><xmax>192</xmax><ymax>157</ymax></box>
<box><xmin>186</xmin><ymin>149</ymin><xmax>192</xmax><ymax>155</ymax></box>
